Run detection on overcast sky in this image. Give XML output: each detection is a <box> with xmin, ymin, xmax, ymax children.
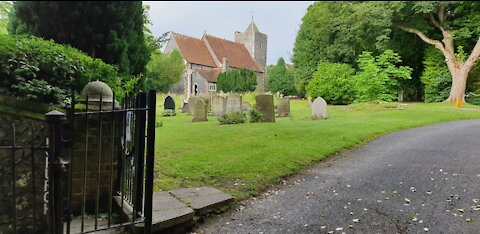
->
<box><xmin>143</xmin><ymin>1</ymin><xmax>314</xmax><ymax>66</ymax></box>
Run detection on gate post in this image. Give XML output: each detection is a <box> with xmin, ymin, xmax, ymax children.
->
<box><xmin>134</xmin><ymin>93</ymin><xmax>147</xmax><ymax>216</ymax></box>
<box><xmin>144</xmin><ymin>90</ymin><xmax>156</xmax><ymax>233</ymax></box>
<box><xmin>45</xmin><ymin>110</ymin><xmax>66</xmax><ymax>234</ymax></box>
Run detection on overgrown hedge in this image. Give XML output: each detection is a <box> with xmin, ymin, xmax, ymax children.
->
<box><xmin>0</xmin><ymin>34</ymin><xmax>135</xmax><ymax>106</ymax></box>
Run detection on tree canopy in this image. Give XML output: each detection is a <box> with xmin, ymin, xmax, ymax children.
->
<box><xmin>267</xmin><ymin>58</ymin><xmax>296</xmax><ymax>96</ymax></box>
<box><xmin>143</xmin><ymin>49</ymin><xmax>185</xmax><ymax>93</ymax></box>
<box><xmin>9</xmin><ymin>1</ymin><xmax>150</xmax><ymax>76</ymax></box>
<box><xmin>0</xmin><ymin>1</ymin><xmax>12</xmax><ymax>34</ymax></box>
<box><xmin>292</xmin><ymin>1</ymin><xmax>480</xmax><ymax>102</ymax></box>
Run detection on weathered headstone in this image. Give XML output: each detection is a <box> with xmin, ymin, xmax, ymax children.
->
<box><xmin>164</xmin><ymin>96</ymin><xmax>175</xmax><ymax>110</ymax></box>
<box><xmin>311</xmin><ymin>97</ymin><xmax>328</xmax><ymax>119</ymax></box>
<box><xmin>192</xmin><ymin>99</ymin><xmax>208</xmax><ymax>122</ymax></box>
<box><xmin>188</xmin><ymin>97</ymin><xmax>199</xmax><ymax>115</ymax></box>
<box><xmin>241</xmin><ymin>102</ymin><xmax>252</xmax><ymax>112</ymax></box>
<box><xmin>182</xmin><ymin>102</ymin><xmax>189</xmax><ymax>113</ymax></box>
<box><xmin>255</xmin><ymin>94</ymin><xmax>275</xmax><ymax>122</ymax></box>
<box><xmin>225</xmin><ymin>94</ymin><xmax>242</xmax><ymax>113</ymax></box>
<box><xmin>277</xmin><ymin>97</ymin><xmax>290</xmax><ymax>117</ymax></box>
<box><xmin>211</xmin><ymin>96</ymin><xmax>226</xmax><ymax>116</ymax></box>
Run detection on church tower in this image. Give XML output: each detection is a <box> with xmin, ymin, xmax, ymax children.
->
<box><xmin>235</xmin><ymin>20</ymin><xmax>268</xmax><ymax>70</ymax></box>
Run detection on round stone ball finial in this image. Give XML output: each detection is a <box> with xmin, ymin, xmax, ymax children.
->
<box><xmin>81</xmin><ymin>81</ymin><xmax>119</xmax><ymax>109</ymax></box>
<box><xmin>81</xmin><ymin>80</ymin><xmax>114</xmax><ymax>102</ymax></box>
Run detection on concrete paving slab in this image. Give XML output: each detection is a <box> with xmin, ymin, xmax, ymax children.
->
<box><xmin>114</xmin><ymin>191</ymin><xmax>194</xmax><ymax>233</ymax></box>
<box><xmin>169</xmin><ymin>187</ymin><xmax>234</xmax><ymax>215</ymax></box>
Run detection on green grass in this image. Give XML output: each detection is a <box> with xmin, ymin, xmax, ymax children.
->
<box><xmin>154</xmin><ymin>93</ymin><xmax>480</xmax><ymax>200</ymax></box>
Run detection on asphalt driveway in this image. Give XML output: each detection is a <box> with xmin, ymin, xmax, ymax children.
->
<box><xmin>198</xmin><ymin>119</ymin><xmax>480</xmax><ymax>234</ymax></box>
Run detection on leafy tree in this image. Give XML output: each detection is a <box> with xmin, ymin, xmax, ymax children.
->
<box><xmin>421</xmin><ymin>47</ymin><xmax>452</xmax><ymax>102</ymax></box>
<box><xmin>0</xmin><ymin>1</ymin><xmax>12</xmax><ymax>34</ymax></box>
<box><xmin>292</xmin><ymin>1</ymin><xmax>425</xmax><ymax>99</ymax></box>
<box><xmin>306</xmin><ymin>62</ymin><xmax>355</xmax><ymax>105</ymax></box>
<box><xmin>267</xmin><ymin>58</ymin><xmax>296</xmax><ymax>96</ymax></box>
<box><xmin>354</xmin><ymin>50</ymin><xmax>412</xmax><ymax>102</ymax></box>
<box><xmin>143</xmin><ymin>49</ymin><xmax>185</xmax><ymax>93</ymax></box>
<box><xmin>422</xmin><ymin>46</ymin><xmax>480</xmax><ymax>102</ymax></box>
<box><xmin>9</xmin><ymin>1</ymin><xmax>149</xmax><ymax>76</ymax></box>
<box><xmin>388</xmin><ymin>1</ymin><xmax>480</xmax><ymax>102</ymax></box>
<box><xmin>292</xmin><ymin>67</ymin><xmax>311</xmax><ymax>98</ymax></box>
<box><xmin>217</xmin><ymin>68</ymin><xmax>257</xmax><ymax>93</ymax></box>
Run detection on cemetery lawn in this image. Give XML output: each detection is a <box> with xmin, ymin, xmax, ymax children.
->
<box><xmin>154</xmin><ymin>94</ymin><xmax>480</xmax><ymax>200</ymax></box>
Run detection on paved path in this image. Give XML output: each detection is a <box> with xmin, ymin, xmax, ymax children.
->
<box><xmin>199</xmin><ymin>120</ymin><xmax>480</xmax><ymax>233</ymax></box>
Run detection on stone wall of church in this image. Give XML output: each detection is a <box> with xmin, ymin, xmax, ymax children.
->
<box><xmin>253</xmin><ymin>32</ymin><xmax>267</xmax><ymax>70</ymax></box>
<box><xmin>234</xmin><ymin>31</ymin><xmax>267</xmax><ymax>70</ymax></box>
<box><xmin>191</xmin><ymin>72</ymin><xmax>208</xmax><ymax>95</ymax></box>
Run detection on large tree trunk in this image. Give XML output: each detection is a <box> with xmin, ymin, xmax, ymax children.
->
<box><xmin>445</xmin><ymin>68</ymin><xmax>468</xmax><ymax>102</ymax></box>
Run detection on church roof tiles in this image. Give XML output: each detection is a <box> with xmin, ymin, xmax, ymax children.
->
<box><xmin>171</xmin><ymin>33</ymin><xmax>217</xmax><ymax>67</ymax></box>
<box><xmin>194</xmin><ymin>68</ymin><xmax>222</xmax><ymax>83</ymax></box>
<box><xmin>169</xmin><ymin>32</ymin><xmax>264</xmax><ymax>73</ymax></box>
<box><xmin>203</xmin><ymin>34</ymin><xmax>264</xmax><ymax>72</ymax></box>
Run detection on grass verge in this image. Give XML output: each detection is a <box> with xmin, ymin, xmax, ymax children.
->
<box><xmin>154</xmin><ymin>94</ymin><xmax>480</xmax><ymax>200</ymax></box>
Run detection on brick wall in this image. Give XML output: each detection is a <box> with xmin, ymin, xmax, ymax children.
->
<box><xmin>69</xmin><ymin>112</ymin><xmax>124</xmax><ymax>215</ymax></box>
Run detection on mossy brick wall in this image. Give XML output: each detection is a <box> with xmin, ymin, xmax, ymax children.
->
<box><xmin>0</xmin><ymin>114</ymin><xmax>48</xmax><ymax>233</ymax></box>
<box><xmin>69</xmin><ymin>112</ymin><xmax>124</xmax><ymax>215</ymax></box>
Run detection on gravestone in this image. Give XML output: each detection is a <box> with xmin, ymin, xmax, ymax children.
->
<box><xmin>182</xmin><ymin>102</ymin><xmax>189</xmax><ymax>113</ymax></box>
<box><xmin>277</xmin><ymin>97</ymin><xmax>290</xmax><ymax>117</ymax></box>
<box><xmin>312</xmin><ymin>97</ymin><xmax>328</xmax><ymax>119</ymax></box>
<box><xmin>192</xmin><ymin>99</ymin><xmax>208</xmax><ymax>122</ymax></box>
<box><xmin>188</xmin><ymin>97</ymin><xmax>199</xmax><ymax>115</ymax></box>
<box><xmin>241</xmin><ymin>102</ymin><xmax>252</xmax><ymax>112</ymax></box>
<box><xmin>203</xmin><ymin>96</ymin><xmax>211</xmax><ymax>113</ymax></box>
<box><xmin>255</xmin><ymin>94</ymin><xmax>275</xmax><ymax>122</ymax></box>
<box><xmin>211</xmin><ymin>96</ymin><xmax>226</xmax><ymax>116</ymax></box>
<box><xmin>164</xmin><ymin>96</ymin><xmax>175</xmax><ymax>110</ymax></box>
<box><xmin>225</xmin><ymin>94</ymin><xmax>242</xmax><ymax>113</ymax></box>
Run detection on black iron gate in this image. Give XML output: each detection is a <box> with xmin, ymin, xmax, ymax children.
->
<box><xmin>46</xmin><ymin>90</ymin><xmax>156</xmax><ymax>234</ymax></box>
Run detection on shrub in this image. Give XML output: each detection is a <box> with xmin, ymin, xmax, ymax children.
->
<box><xmin>354</xmin><ymin>50</ymin><xmax>412</xmax><ymax>102</ymax></box>
<box><xmin>217</xmin><ymin>111</ymin><xmax>246</xmax><ymax>124</ymax></box>
<box><xmin>0</xmin><ymin>34</ymin><xmax>131</xmax><ymax>106</ymax></box>
<box><xmin>217</xmin><ymin>68</ymin><xmax>257</xmax><ymax>93</ymax></box>
<box><xmin>306</xmin><ymin>62</ymin><xmax>355</xmax><ymax>104</ymax></box>
<box><xmin>248</xmin><ymin>109</ymin><xmax>263</xmax><ymax>123</ymax></box>
<box><xmin>162</xmin><ymin>109</ymin><xmax>176</xmax><ymax>117</ymax></box>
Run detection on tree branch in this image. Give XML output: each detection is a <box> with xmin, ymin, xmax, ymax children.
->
<box><xmin>438</xmin><ymin>5</ymin><xmax>446</xmax><ymax>25</ymax></box>
<box><xmin>393</xmin><ymin>24</ymin><xmax>447</xmax><ymax>55</ymax></box>
<box><xmin>429</xmin><ymin>14</ymin><xmax>444</xmax><ymax>33</ymax></box>
<box><xmin>464</xmin><ymin>37</ymin><xmax>480</xmax><ymax>72</ymax></box>
<box><xmin>430</xmin><ymin>9</ymin><xmax>454</xmax><ymax>56</ymax></box>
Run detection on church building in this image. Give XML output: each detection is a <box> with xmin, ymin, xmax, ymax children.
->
<box><xmin>164</xmin><ymin>21</ymin><xmax>268</xmax><ymax>98</ymax></box>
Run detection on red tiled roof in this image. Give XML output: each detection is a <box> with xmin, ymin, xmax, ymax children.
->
<box><xmin>203</xmin><ymin>34</ymin><xmax>264</xmax><ymax>73</ymax></box>
<box><xmin>172</xmin><ymin>33</ymin><xmax>217</xmax><ymax>67</ymax></box>
<box><xmin>194</xmin><ymin>68</ymin><xmax>222</xmax><ymax>83</ymax></box>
